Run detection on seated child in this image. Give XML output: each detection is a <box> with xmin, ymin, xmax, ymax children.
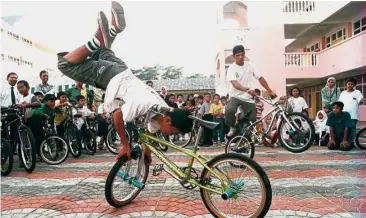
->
<box><xmin>313</xmin><ymin>110</ymin><xmax>329</xmax><ymax>146</ymax></box>
<box><xmin>326</xmin><ymin>101</ymin><xmax>353</xmax><ymax>151</ymax></box>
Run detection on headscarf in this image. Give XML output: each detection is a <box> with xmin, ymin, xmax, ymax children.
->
<box><xmin>313</xmin><ymin>110</ymin><xmax>328</xmax><ymax>133</ymax></box>
<box><xmin>323</xmin><ymin>77</ymin><xmax>337</xmax><ymax>99</ymax></box>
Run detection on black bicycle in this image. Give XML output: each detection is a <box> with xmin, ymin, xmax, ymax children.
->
<box><xmin>63</xmin><ymin>107</ymin><xmax>81</xmax><ymax>158</ymax></box>
<box><xmin>1</xmin><ymin>106</ymin><xmax>36</xmax><ymax>173</ymax></box>
<box><xmin>356</xmin><ymin>127</ymin><xmax>366</xmax><ymax>149</ymax></box>
<box><xmin>1</xmin><ymin>113</ymin><xmax>13</xmax><ymax>176</ymax></box>
<box><xmin>75</xmin><ymin>114</ymin><xmax>97</xmax><ymax>155</ymax></box>
<box><xmin>39</xmin><ymin>118</ymin><xmax>69</xmax><ymax>165</ymax></box>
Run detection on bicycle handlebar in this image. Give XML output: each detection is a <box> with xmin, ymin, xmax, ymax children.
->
<box><xmin>153</xmin><ymin>105</ymin><xmax>174</xmax><ymax>113</ymax></box>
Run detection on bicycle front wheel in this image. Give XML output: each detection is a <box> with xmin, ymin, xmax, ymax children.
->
<box><xmin>225</xmin><ymin>136</ymin><xmax>255</xmax><ymax>159</ymax></box>
<box><xmin>65</xmin><ymin>124</ymin><xmax>81</xmax><ymax>158</ymax></box>
<box><xmin>200</xmin><ymin>153</ymin><xmax>272</xmax><ymax>218</ymax></box>
<box><xmin>105</xmin><ymin>145</ymin><xmax>149</xmax><ymax>207</ymax></box>
<box><xmin>1</xmin><ymin>138</ymin><xmax>13</xmax><ymax>176</ymax></box>
<box><xmin>18</xmin><ymin>125</ymin><xmax>36</xmax><ymax>173</ymax></box>
<box><xmin>356</xmin><ymin>127</ymin><xmax>366</xmax><ymax>149</ymax></box>
<box><xmin>278</xmin><ymin>112</ymin><xmax>315</xmax><ymax>153</ymax></box>
<box><xmin>40</xmin><ymin>135</ymin><xmax>69</xmax><ymax>165</ymax></box>
<box><xmin>169</xmin><ymin>132</ymin><xmax>192</xmax><ymax>148</ymax></box>
<box><xmin>85</xmin><ymin>130</ymin><xmax>97</xmax><ymax>155</ymax></box>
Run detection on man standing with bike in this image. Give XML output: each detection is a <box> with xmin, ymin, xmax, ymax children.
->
<box><xmin>225</xmin><ymin>45</ymin><xmax>277</xmax><ymax>137</ymax></box>
<box><xmin>57</xmin><ymin>2</ymin><xmax>193</xmax><ymax>164</ymax></box>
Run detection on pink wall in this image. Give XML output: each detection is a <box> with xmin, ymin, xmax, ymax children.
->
<box><xmin>360</xmin><ymin>106</ymin><xmax>366</xmax><ymax>121</ymax></box>
<box><xmin>286</xmin><ymin>31</ymin><xmax>366</xmax><ymax>79</ymax></box>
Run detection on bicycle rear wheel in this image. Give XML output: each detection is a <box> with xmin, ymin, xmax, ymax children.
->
<box><xmin>169</xmin><ymin>132</ymin><xmax>192</xmax><ymax>148</ymax></box>
<box><xmin>200</xmin><ymin>153</ymin><xmax>272</xmax><ymax>218</ymax></box>
<box><xmin>1</xmin><ymin>138</ymin><xmax>13</xmax><ymax>176</ymax></box>
<box><xmin>106</xmin><ymin>127</ymin><xmax>130</xmax><ymax>155</ymax></box>
<box><xmin>18</xmin><ymin>125</ymin><xmax>36</xmax><ymax>173</ymax></box>
<box><xmin>278</xmin><ymin>112</ymin><xmax>315</xmax><ymax>153</ymax></box>
<box><xmin>40</xmin><ymin>135</ymin><xmax>69</xmax><ymax>165</ymax></box>
<box><xmin>225</xmin><ymin>135</ymin><xmax>255</xmax><ymax>159</ymax></box>
<box><xmin>105</xmin><ymin>144</ymin><xmax>149</xmax><ymax>207</ymax></box>
<box><xmin>356</xmin><ymin>127</ymin><xmax>366</xmax><ymax>149</ymax></box>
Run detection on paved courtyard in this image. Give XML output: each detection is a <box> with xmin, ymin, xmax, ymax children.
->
<box><xmin>1</xmin><ymin>146</ymin><xmax>366</xmax><ymax>218</ymax></box>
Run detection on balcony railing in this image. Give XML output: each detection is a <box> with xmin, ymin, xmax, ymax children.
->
<box><xmin>221</xmin><ymin>28</ymin><xmax>250</xmax><ymax>49</ymax></box>
<box><xmin>283</xmin><ymin>1</ymin><xmax>315</xmax><ymax>13</ymax></box>
<box><xmin>284</xmin><ymin>52</ymin><xmax>319</xmax><ymax>67</ymax></box>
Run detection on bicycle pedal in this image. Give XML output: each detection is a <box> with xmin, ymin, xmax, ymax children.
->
<box><xmin>153</xmin><ymin>164</ymin><xmax>164</xmax><ymax>176</ymax></box>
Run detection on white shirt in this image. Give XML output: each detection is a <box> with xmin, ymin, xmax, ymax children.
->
<box><xmin>19</xmin><ymin>94</ymin><xmax>39</xmax><ymax>118</ymax></box>
<box><xmin>226</xmin><ymin>61</ymin><xmax>261</xmax><ymax>103</ymax></box>
<box><xmin>339</xmin><ymin>90</ymin><xmax>363</xmax><ymax>120</ymax></box>
<box><xmin>104</xmin><ymin>69</ymin><xmax>168</xmax><ymax>133</ymax></box>
<box><xmin>288</xmin><ymin>97</ymin><xmax>308</xmax><ymax>113</ymax></box>
<box><xmin>0</xmin><ymin>83</ymin><xmax>21</xmax><ymax>107</ymax></box>
<box><xmin>176</xmin><ymin>101</ymin><xmax>184</xmax><ymax>109</ymax></box>
<box><xmin>72</xmin><ymin>106</ymin><xmax>93</xmax><ymax>130</ymax></box>
<box><xmin>98</xmin><ymin>103</ymin><xmax>105</xmax><ymax>115</ymax></box>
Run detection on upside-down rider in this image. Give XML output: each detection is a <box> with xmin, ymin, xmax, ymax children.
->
<box><xmin>57</xmin><ymin>1</ymin><xmax>193</xmax><ymax>164</ymax></box>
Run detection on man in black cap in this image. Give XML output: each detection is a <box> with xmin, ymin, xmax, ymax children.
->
<box><xmin>225</xmin><ymin>45</ymin><xmax>277</xmax><ymax>137</ymax></box>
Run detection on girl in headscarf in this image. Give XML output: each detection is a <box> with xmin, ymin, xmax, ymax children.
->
<box><xmin>321</xmin><ymin>77</ymin><xmax>341</xmax><ymax>106</ymax></box>
<box><xmin>313</xmin><ymin>110</ymin><xmax>329</xmax><ymax>146</ymax></box>
<box><xmin>160</xmin><ymin>86</ymin><xmax>168</xmax><ymax>100</ymax></box>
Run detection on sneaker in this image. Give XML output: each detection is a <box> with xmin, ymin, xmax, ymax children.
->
<box><xmin>95</xmin><ymin>11</ymin><xmax>112</xmax><ymax>49</ymax></box>
<box><xmin>111</xmin><ymin>1</ymin><xmax>126</xmax><ymax>34</ymax></box>
<box><xmin>227</xmin><ymin>127</ymin><xmax>236</xmax><ymax>137</ymax></box>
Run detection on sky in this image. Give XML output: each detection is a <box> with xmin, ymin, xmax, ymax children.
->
<box><xmin>1</xmin><ymin>1</ymin><xmax>225</xmax><ymax>77</ymax></box>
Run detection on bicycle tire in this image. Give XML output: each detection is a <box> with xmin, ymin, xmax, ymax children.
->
<box><xmin>105</xmin><ymin>154</ymin><xmax>149</xmax><ymax>207</ymax></box>
<box><xmin>65</xmin><ymin>124</ymin><xmax>81</xmax><ymax>158</ymax></box>
<box><xmin>168</xmin><ymin>132</ymin><xmax>192</xmax><ymax>148</ymax></box>
<box><xmin>355</xmin><ymin>127</ymin><xmax>366</xmax><ymax>149</ymax></box>
<box><xmin>18</xmin><ymin>125</ymin><xmax>36</xmax><ymax>173</ymax></box>
<box><xmin>1</xmin><ymin>139</ymin><xmax>13</xmax><ymax>176</ymax></box>
<box><xmin>106</xmin><ymin>127</ymin><xmax>130</xmax><ymax>155</ymax></box>
<box><xmin>85</xmin><ymin>130</ymin><xmax>97</xmax><ymax>155</ymax></box>
<box><xmin>200</xmin><ymin>153</ymin><xmax>272</xmax><ymax>218</ymax></box>
<box><xmin>40</xmin><ymin>135</ymin><xmax>69</xmax><ymax>165</ymax></box>
<box><xmin>278</xmin><ymin>112</ymin><xmax>315</xmax><ymax>153</ymax></box>
<box><xmin>225</xmin><ymin>135</ymin><xmax>255</xmax><ymax>159</ymax></box>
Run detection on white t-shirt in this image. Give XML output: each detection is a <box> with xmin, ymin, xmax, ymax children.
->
<box><xmin>176</xmin><ymin>101</ymin><xmax>184</xmax><ymax>109</ymax></box>
<box><xmin>288</xmin><ymin>97</ymin><xmax>308</xmax><ymax>113</ymax></box>
<box><xmin>339</xmin><ymin>90</ymin><xmax>363</xmax><ymax>120</ymax></box>
<box><xmin>98</xmin><ymin>103</ymin><xmax>105</xmax><ymax>115</ymax></box>
<box><xmin>72</xmin><ymin>106</ymin><xmax>93</xmax><ymax>130</ymax></box>
<box><xmin>104</xmin><ymin>69</ymin><xmax>168</xmax><ymax>133</ymax></box>
<box><xmin>19</xmin><ymin>94</ymin><xmax>39</xmax><ymax>118</ymax></box>
<box><xmin>226</xmin><ymin>61</ymin><xmax>261</xmax><ymax>103</ymax></box>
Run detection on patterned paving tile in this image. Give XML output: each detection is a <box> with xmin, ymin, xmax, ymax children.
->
<box><xmin>1</xmin><ymin>146</ymin><xmax>365</xmax><ymax>217</ymax></box>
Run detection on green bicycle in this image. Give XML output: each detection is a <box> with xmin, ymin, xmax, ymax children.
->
<box><xmin>105</xmin><ymin>105</ymin><xmax>272</xmax><ymax>218</ymax></box>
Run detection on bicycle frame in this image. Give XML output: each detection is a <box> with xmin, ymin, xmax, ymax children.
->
<box><xmin>138</xmin><ymin>127</ymin><xmax>226</xmax><ymax>195</ymax></box>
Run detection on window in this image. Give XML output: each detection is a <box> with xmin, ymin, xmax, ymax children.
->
<box><xmin>326</xmin><ymin>28</ymin><xmax>346</xmax><ymax>48</ymax></box>
<box><xmin>353</xmin><ymin>16</ymin><xmax>366</xmax><ymax>35</ymax></box>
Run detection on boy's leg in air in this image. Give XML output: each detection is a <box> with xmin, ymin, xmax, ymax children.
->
<box><xmin>57</xmin><ymin>2</ymin><xmax>126</xmax><ymax>90</ymax></box>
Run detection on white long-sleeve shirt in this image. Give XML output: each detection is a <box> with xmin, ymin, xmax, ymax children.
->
<box><xmin>0</xmin><ymin>83</ymin><xmax>21</xmax><ymax>107</ymax></box>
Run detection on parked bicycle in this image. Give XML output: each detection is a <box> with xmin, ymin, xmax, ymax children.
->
<box><xmin>1</xmin><ymin>106</ymin><xmax>36</xmax><ymax>173</ymax></box>
<box><xmin>39</xmin><ymin>118</ymin><xmax>69</xmax><ymax>165</ymax></box>
<box><xmin>75</xmin><ymin>114</ymin><xmax>97</xmax><ymax>155</ymax></box>
<box><xmin>226</xmin><ymin>94</ymin><xmax>315</xmax><ymax>159</ymax></box>
<box><xmin>105</xmin><ymin>105</ymin><xmax>272</xmax><ymax>218</ymax></box>
<box><xmin>356</xmin><ymin>127</ymin><xmax>366</xmax><ymax>149</ymax></box>
<box><xmin>1</xmin><ymin>113</ymin><xmax>13</xmax><ymax>176</ymax></box>
<box><xmin>63</xmin><ymin>107</ymin><xmax>81</xmax><ymax>158</ymax></box>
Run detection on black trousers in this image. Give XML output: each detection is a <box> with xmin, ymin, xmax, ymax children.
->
<box><xmin>202</xmin><ymin>114</ymin><xmax>213</xmax><ymax>145</ymax></box>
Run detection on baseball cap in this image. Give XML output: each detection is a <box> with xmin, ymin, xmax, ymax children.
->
<box><xmin>43</xmin><ymin>94</ymin><xmax>57</xmax><ymax>101</ymax></box>
<box><xmin>233</xmin><ymin>45</ymin><xmax>245</xmax><ymax>55</ymax></box>
<box><xmin>193</xmin><ymin>94</ymin><xmax>199</xmax><ymax>98</ymax></box>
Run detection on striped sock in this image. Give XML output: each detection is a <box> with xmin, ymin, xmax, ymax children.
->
<box><xmin>109</xmin><ymin>26</ymin><xmax>117</xmax><ymax>37</ymax></box>
<box><xmin>85</xmin><ymin>37</ymin><xmax>100</xmax><ymax>52</ymax></box>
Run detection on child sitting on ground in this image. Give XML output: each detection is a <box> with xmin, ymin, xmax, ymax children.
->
<box><xmin>313</xmin><ymin>110</ymin><xmax>329</xmax><ymax>146</ymax></box>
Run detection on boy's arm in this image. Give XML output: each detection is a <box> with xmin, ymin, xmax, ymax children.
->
<box><xmin>342</xmin><ymin>128</ymin><xmax>349</xmax><ymax>144</ymax></box>
<box><xmin>113</xmin><ymin>108</ymin><xmax>130</xmax><ymax>159</ymax></box>
<box><xmin>33</xmin><ymin>104</ymin><xmax>45</xmax><ymax>116</ymax></box>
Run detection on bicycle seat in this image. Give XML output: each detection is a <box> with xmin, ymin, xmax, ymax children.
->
<box><xmin>188</xmin><ymin>115</ymin><xmax>219</xmax><ymax>130</ymax></box>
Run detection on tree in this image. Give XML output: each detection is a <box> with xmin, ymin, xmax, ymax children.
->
<box><xmin>161</xmin><ymin>66</ymin><xmax>183</xmax><ymax>79</ymax></box>
<box><xmin>187</xmin><ymin>73</ymin><xmax>205</xmax><ymax>78</ymax></box>
<box><xmin>131</xmin><ymin>65</ymin><xmax>161</xmax><ymax>80</ymax></box>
